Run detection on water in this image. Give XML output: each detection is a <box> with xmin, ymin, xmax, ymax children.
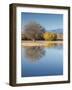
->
<box><xmin>21</xmin><ymin>43</ymin><xmax>63</xmax><ymax>77</ymax></box>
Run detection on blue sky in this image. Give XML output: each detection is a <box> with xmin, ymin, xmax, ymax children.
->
<box><xmin>21</xmin><ymin>12</ymin><xmax>63</xmax><ymax>32</ymax></box>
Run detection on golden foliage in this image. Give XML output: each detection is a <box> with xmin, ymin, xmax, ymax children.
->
<box><xmin>43</xmin><ymin>32</ymin><xmax>57</xmax><ymax>41</ymax></box>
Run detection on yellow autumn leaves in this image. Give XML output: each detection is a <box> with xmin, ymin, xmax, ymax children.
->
<box><xmin>43</xmin><ymin>32</ymin><xmax>57</xmax><ymax>41</ymax></box>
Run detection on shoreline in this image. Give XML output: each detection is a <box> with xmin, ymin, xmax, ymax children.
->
<box><xmin>21</xmin><ymin>41</ymin><xmax>63</xmax><ymax>47</ymax></box>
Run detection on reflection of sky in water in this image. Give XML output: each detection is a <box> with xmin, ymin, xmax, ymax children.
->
<box><xmin>21</xmin><ymin>44</ymin><xmax>63</xmax><ymax>77</ymax></box>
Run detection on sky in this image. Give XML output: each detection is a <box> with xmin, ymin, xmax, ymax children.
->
<box><xmin>21</xmin><ymin>12</ymin><xmax>63</xmax><ymax>32</ymax></box>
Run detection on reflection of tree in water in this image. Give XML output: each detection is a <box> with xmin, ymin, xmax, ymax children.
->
<box><xmin>45</xmin><ymin>42</ymin><xmax>63</xmax><ymax>49</ymax></box>
<box><xmin>22</xmin><ymin>42</ymin><xmax>63</xmax><ymax>62</ymax></box>
<box><xmin>24</xmin><ymin>46</ymin><xmax>45</xmax><ymax>62</ymax></box>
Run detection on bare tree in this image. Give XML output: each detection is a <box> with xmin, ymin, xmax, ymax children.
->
<box><xmin>22</xmin><ymin>21</ymin><xmax>45</xmax><ymax>40</ymax></box>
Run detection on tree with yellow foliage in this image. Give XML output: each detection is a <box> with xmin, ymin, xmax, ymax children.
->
<box><xmin>43</xmin><ymin>32</ymin><xmax>57</xmax><ymax>41</ymax></box>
